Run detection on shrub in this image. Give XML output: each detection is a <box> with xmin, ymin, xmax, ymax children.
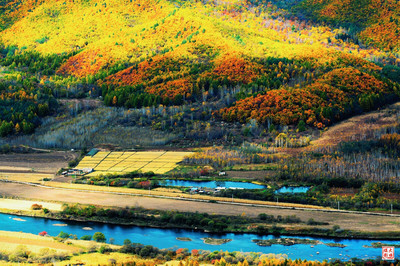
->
<box><xmin>38</xmin><ymin>231</ymin><xmax>48</xmax><ymax>236</ymax></box>
<box><xmin>31</xmin><ymin>204</ymin><xmax>43</xmax><ymax>210</ymax></box>
<box><xmin>93</xmin><ymin>232</ymin><xmax>106</xmax><ymax>242</ymax></box>
<box><xmin>307</xmin><ymin>218</ymin><xmax>318</xmax><ymax>225</ymax></box>
<box><xmin>9</xmin><ymin>245</ymin><xmax>30</xmax><ymax>262</ymax></box>
<box><xmin>80</xmin><ymin>235</ymin><xmax>92</xmax><ymax>241</ymax></box>
<box><xmin>200</xmin><ymin>168</ymin><xmax>209</xmax><ymax>176</ymax></box>
<box><xmin>284</xmin><ymin>215</ymin><xmax>301</xmax><ymax>224</ymax></box>
<box><xmin>297</xmin><ymin>120</ymin><xmax>306</xmax><ymax>132</ymax></box>
<box><xmin>99</xmin><ymin>245</ymin><xmax>112</xmax><ymax>254</ymax></box>
<box><xmin>58</xmin><ymin>231</ymin><xmax>70</xmax><ymax>239</ymax></box>
<box><xmin>258</xmin><ymin>213</ymin><xmax>267</xmax><ymax>220</ymax></box>
<box><xmin>68</xmin><ymin>159</ymin><xmax>79</xmax><ymax>168</ymax></box>
<box><xmin>191</xmin><ymin>249</ymin><xmax>199</xmax><ymax>256</ymax></box>
<box><xmin>332</xmin><ymin>225</ymin><xmax>341</xmax><ymax>231</ymax></box>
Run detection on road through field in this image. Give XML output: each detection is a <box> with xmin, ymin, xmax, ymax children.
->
<box><xmin>0</xmin><ymin>182</ymin><xmax>399</xmax><ymax>233</ymax></box>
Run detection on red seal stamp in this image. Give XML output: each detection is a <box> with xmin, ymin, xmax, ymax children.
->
<box><xmin>382</xmin><ymin>246</ymin><xmax>395</xmax><ymax>260</ymax></box>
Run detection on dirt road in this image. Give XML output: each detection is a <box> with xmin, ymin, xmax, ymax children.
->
<box><xmin>0</xmin><ymin>182</ymin><xmax>399</xmax><ymax>233</ymax></box>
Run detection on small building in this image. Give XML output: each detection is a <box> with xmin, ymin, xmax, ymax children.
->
<box><xmin>65</xmin><ymin>169</ymin><xmax>83</xmax><ymax>176</ymax></box>
<box><xmin>190</xmin><ymin>187</ymin><xmax>199</xmax><ymax>193</ymax></box>
<box><xmin>81</xmin><ymin>168</ymin><xmax>94</xmax><ymax>174</ymax></box>
<box><xmin>64</xmin><ymin>168</ymin><xmax>92</xmax><ymax>176</ymax></box>
<box><xmin>87</xmin><ymin>148</ymin><xmax>99</xmax><ymax>157</ymax></box>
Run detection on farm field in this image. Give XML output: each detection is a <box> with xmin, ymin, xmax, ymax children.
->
<box><xmin>44</xmin><ymin>181</ymin><xmax>328</xmax><ymax>210</ymax></box>
<box><xmin>77</xmin><ymin>151</ymin><xmax>193</xmax><ymax>176</ymax></box>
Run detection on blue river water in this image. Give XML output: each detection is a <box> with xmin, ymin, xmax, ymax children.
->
<box><xmin>1</xmin><ymin>213</ymin><xmax>399</xmax><ymax>261</ymax></box>
<box><xmin>163</xmin><ymin>180</ymin><xmax>266</xmax><ymax>189</ymax></box>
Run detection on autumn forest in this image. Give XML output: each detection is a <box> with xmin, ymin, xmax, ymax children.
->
<box><xmin>0</xmin><ymin>0</ymin><xmax>398</xmax><ymax>138</ymax></box>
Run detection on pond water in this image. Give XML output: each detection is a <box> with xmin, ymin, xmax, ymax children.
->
<box><xmin>162</xmin><ymin>180</ymin><xmax>266</xmax><ymax>190</ymax></box>
<box><xmin>275</xmin><ymin>187</ymin><xmax>310</xmax><ymax>194</ymax></box>
<box><xmin>1</xmin><ymin>213</ymin><xmax>398</xmax><ymax>261</ymax></box>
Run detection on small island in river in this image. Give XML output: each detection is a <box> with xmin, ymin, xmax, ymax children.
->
<box><xmin>201</xmin><ymin>238</ymin><xmax>232</xmax><ymax>245</ymax></box>
<box><xmin>363</xmin><ymin>242</ymin><xmax>400</xmax><ymax>248</ymax></box>
<box><xmin>176</xmin><ymin>237</ymin><xmax>192</xmax><ymax>242</ymax></box>
<box><xmin>253</xmin><ymin>238</ymin><xmax>347</xmax><ymax>248</ymax></box>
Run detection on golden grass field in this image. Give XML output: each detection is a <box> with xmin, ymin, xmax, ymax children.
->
<box><xmin>0</xmin><ymin>231</ymin><xmax>81</xmax><ymax>253</ymax></box>
<box><xmin>0</xmin><ymin>231</ymin><xmax>137</xmax><ymax>266</ymax></box>
<box><xmin>77</xmin><ymin>151</ymin><xmax>193</xmax><ymax>176</ymax></box>
<box><xmin>0</xmin><ymin>230</ymin><xmax>198</xmax><ymax>266</ymax></box>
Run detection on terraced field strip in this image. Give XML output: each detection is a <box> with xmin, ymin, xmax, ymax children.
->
<box><xmin>76</xmin><ymin>151</ymin><xmax>110</xmax><ymax>169</ymax></box>
<box><xmin>97</xmin><ymin>152</ymin><xmax>123</xmax><ymax>172</ymax></box>
<box><xmin>135</xmin><ymin>151</ymin><xmax>167</xmax><ymax>172</ymax></box>
<box><xmin>81</xmin><ymin>151</ymin><xmax>193</xmax><ymax>176</ymax></box>
<box><xmin>108</xmin><ymin>151</ymin><xmax>139</xmax><ymax>172</ymax></box>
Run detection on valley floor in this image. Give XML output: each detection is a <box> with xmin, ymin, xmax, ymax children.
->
<box><xmin>0</xmin><ymin>182</ymin><xmax>399</xmax><ymax>235</ymax></box>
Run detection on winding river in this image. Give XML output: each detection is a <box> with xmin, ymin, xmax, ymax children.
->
<box><xmin>1</xmin><ymin>213</ymin><xmax>399</xmax><ymax>261</ymax></box>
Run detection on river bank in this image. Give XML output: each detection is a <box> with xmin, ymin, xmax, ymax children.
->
<box><xmin>0</xmin><ymin>211</ymin><xmax>399</xmax><ymax>262</ymax></box>
<box><xmin>0</xmin><ymin>201</ymin><xmax>399</xmax><ymax>241</ymax></box>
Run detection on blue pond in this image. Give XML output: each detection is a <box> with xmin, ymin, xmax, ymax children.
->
<box><xmin>162</xmin><ymin>180</ymin><xmax>266</xmax><ymax>189</ymax></box>
<box><xmin>275</xmin><ymin>186</ymin><xmax>310</xmax><ymax>194</ymax></box>
<box><xmin>1</xmin><ymin>213</ymin><xmax>399</xmax><ymax>261</ymax></box>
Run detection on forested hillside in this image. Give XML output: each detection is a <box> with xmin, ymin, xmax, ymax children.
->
<box><xmin>0</xmin><ymin>0</ymin><xmax>399</xmax><ymax>140</ymax></box>
<box><xmin>294</xmin><ymin>0</ymin><xmax>400</xmax><ymax>51</ymax></box>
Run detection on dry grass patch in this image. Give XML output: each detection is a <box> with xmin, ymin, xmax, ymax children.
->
<box><xmin>0</xmin><ymin>199</ymin><xmax>62</xmax><ymax>211</ymax></box>
<box><xmin>0</xmin><ymin>231</ymin><xmax>80</xmax><ymax>253</ymax></box>
<box><xmin>60</xmin><ymin>252</ymin><xmax>151</xmax><ymax>266</ymax></box>
<box><xmin>310</xmin><ymin>102</ymin><xmax>400</xmax><ymax>149</ymax></box>
<box><xmin>0</xmin><ymin>166</ymin><xmax>33</xmax><ymax>172</ymax></box>
<box><xmin>153</xmin><ymin>187</ymin><xmax>182</xmax><ymax>193</ymax></box>
<box><xmin>0</xmin><ymin>173</ymin><xmax>53</xmax><ymax>183</ymax></box>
